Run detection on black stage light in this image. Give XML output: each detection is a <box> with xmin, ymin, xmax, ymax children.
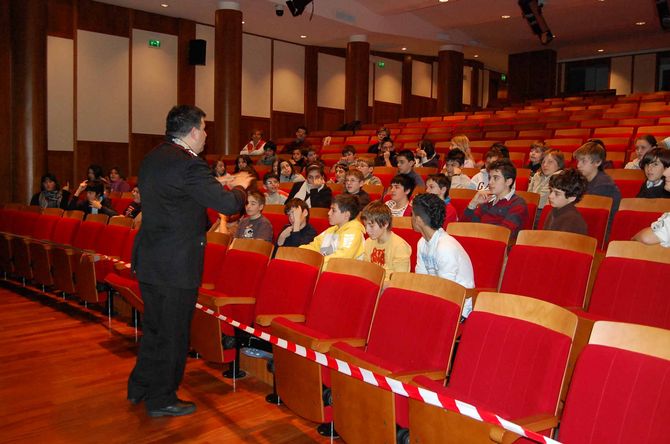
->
<box><xmin>286</xmin><ymin>0</ymin><xmax>313</xmax><ymax>17</ymax></box>
<box><xmin>657</xmin><ymin>0</ymin><xmax>670</xmax><ymax>31</ymax></box>
<box><xmin>518</xmin><ymin>0</ymin><xmax>554</xmax><ymax>45</ymax></box>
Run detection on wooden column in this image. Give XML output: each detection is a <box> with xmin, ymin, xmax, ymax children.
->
<box><xmin>304</xmin><ymin>46</ymin><xmax>318</xmax><ymax>132</ymax></box>
<box><xmin>177</xmin><ymin>19</ymin><xmax>196</xmax><ymax>106</ymax></box>
<box><xmin>508</xmin><ymin>49</ymin><xmax>557</xmax><ymax>102</ymax></box>
<box><xmin>214</xmin><ymin>3</ymin><xmax>242</xmax><ymax>155</ymax></box>
<box><xmin>469</xmin><ymin>60</ymin><xmax>483</xmax><ymax>109</ymax></box>
<box><xmin>401</xmin><ymin>55</ymin><xmax>412</xmax><ymax>118</ymax></box>
<box><xmin>0</xmin><ymin>0</ymin><xmax>12</xmax><ymax>204</ymax></box>
<box><xmin>437</xmin><ymin>45</ymin><xmax>464</xmax><ymax>115</ymax></box>
<box><xmin>10</xmin><ymin>0</ymin><xmax>48</xmax><ymax>204</ymax></box>
<box><xmin>344</xmin><ymin>35</ymin><xmax>369</xmax><ymax>124</ymax></box>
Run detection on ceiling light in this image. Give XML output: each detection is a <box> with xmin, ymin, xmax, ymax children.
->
<box><xmin>473</xmin><ymin>54</ymin><xmax>479</xmax><ymax>58</ymax></box>
<box><xmin>242</xmin><ymin>20</ymin><xmax>245</xmax><ymax>24</ymax></box>
<box><xmin>300</xmin><ymin>35</ymin><xmax>307</xmax><ymax>39</ymax></box>
<box><xmin>401</xmin><ymin>47</ymin><xmax>407</xmax><ymax>51</ymax></box>
<box><xmin>501</xmin><ymin>15</ymin><xmax>511</xmax><ymax>19</ymax></box>
<box><xmin>439</xmin><ymin>0</ymin><xmax>449</xmax><ymax>2</ymax></box>
<box><xmin>597</xmin><ymin>49</ymin><xmax>604</xmax><ymax>52</ymax></box>
<box><xmin>160</xmin><ymin>3</ymin><xmax>168</xmax><ymax>7</ymax></box>
<box><xmin>635</xmin><ymin>21</ymin><xmax>646</xmax><ymax>25</ymax></box>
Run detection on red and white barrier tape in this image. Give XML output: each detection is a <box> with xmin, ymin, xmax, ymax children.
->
<box><xmin>195</xmin><ymin>302</ymin><xmax>561</xmax><ymax>444</ymax></box>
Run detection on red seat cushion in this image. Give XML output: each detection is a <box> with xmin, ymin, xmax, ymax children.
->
<box><xmin>560</xmin><ymin>344</ymin><xmax>670</xmax><ymax>444</ymax></box>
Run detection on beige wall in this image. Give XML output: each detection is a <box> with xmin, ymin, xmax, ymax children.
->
<box><xmin>273</xmin><ymin>41</ymin><xmax>305</xmax><ymax>114</ymax></box>
<box><xmin>317</xmin><ymin>53</ymin><xmax>345</xmax><ymax>109</ymax></box>
<box><xmin>633</xmin><ymin>53</ymin><xmax>656</xmax><ymax>94</ymax></box>
<box><xmin>76</xmin><ymin>30</ymin><xmax>128</xmax><ymax>143</ymax></box>
<box><xmin>242</xmin><ymin>34</ymin><xmax>272</xmax><ymax>118</ymax></box>
<box><xmin>374</xmin><ymin>57</ymin><xmax>402</xmax><ymax>104</ymax></box>
<box><xmin>411</xmin><ymin>60</ymin><xmax>432</xmax><ymax>97</ymax></box>
<box><xmin>610</xmin><ymin>56</ymin><xmax>633</xmax><ymax>95</ymax></box>
<box><xmin>462</xmin><ymin>66</ymin><xmax>472</xmax><ymax>105</ymax></box>
<box><xmin>482</xmin><ymin>69</ymin><xmax>490</xmax><ymax>109</ymax></box>
<box><xmin>195</xmin><ymin>24</ymin><xmax>215</xmax><ymax>119</ymax></box>
<box><xmin>132</xmin><ymin>29</ymin><xmax>177</xmax><ymax>134</ymax></box>
<box><xmin>47</xmin><ymin>36</ymin><xmax>74</xmax><ymax>151</ymax></box>
<box><xmin>432</xmin><ymin>61</ymin><xmax>438</xmax><ymax>99</ymax></box>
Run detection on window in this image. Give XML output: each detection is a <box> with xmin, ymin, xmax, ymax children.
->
<box><xmin>658</xmin><ymin>52</ymin><xmax>670</xmax><ymax>91</ymax></box>
<box><xmin>565</xmin><ymin>60</ymin><xmax>610</xmax><ymax>94</ymax></box>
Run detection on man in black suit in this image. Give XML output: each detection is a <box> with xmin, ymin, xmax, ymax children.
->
<box><xmin>127</xmin><ymin>105</ymin><xmax>251</xmax><ymax>417</ymax></box>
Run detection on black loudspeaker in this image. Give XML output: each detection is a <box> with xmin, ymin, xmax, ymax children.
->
<box><xmin>657</xmin><ymin>0</ymin><xmax>670</xmax><ymax>30</ymax></box>
<box><xmin>188</xmin><ymin>39</ymin><xmax>206</xmax><ymax>66</ymax></box>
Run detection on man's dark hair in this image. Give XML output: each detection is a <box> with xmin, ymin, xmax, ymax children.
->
<box><xmin>397</xmin><ymin>149</ymin><xmax>415</xmax><ymax>163</ymax></box>
<box><xmin>575</xmin><ymin>141</ymin><xmax>607</xmax><ymax>171</ymax></box>
<box><xmin>381</xmin><ymin>136</ymin><xmax>394</xmax><ymax>146</ymax></box>
<box><xmin>636</xmin><ymin>134</ymin><xmax>658</xmax><ymax>148</ymax></box>
<box><xmin>40</xmin><ymin>173</ymin><xmax>60</xmax><ymax>190</ymax></box>
<box><xmin>333</xmin><ymin>193</ymin><xmax>361</xmax><ymax>220</ymax></box>
<box><xmin>284</xmin><ymin>198</ymin><xmax>310</xmax><ymax>217</ymax></box>
<box><xmin>88</xmin><ymin>164</ymin><xmax>104</xmax><ymax>179</ymax></box>
<box><xmin>418</xmin><ymin>139</ymin><xmax>435</xmax><ymax>158</ymax></box>
<box><xmin>641</xmin><ymin>147</ymin><xmax>670</xmax><ymax>170</ymax></box>
<box><xmin>488</xmin><ymin>159</ymin><xmax>517</xmax><ymax>186</ymax></box>
<box><xmin>549</xmin><ymin>168</ymin><xmax>588</xmax><ymax>203</ymax></box>
<box><xmin>296</xmin><ymin>125</ymin><xmax>308</xmax><ymax>134</ymax></box>
<box><xmin>489</xmin><ymin>143</ymin><xmax>509</xmax><ymax>159</ymax></box>
<box><xmin>390</xmin><ymin>174</ymin><xmax>416</xmax><ymax>198</ymax></box>
<box><xmin>263</xmin><ymin>140</ymin><xmax>277</xmax><ymax>152</ymax></box>
<box><xmin>485</xmin><ymin>146</ymin><xmax>504</xmax><ymax>161</ymax></box>
<box><xmin>412</xmin><ymin>193</ymin><xmax>445</xmax><ymax>230</ymax></box>
<box><xmin>342</xmin><ymin>145</ymin><xmax>356</xmax><ymax>156</ymax></box>
<box><xmin>85</xmin><ymin>179</ymin><xmax>104</xmax><ymax>196</ymax></box>
<box><xmin>427</xmin><ymin>173</ymin><xmax>451</xmax><ymax>194</ymax></box>
<box><xmin>447</xmin><ymin>148</ymin><xmax>466</xmax><ymax>166</ymax></box>
<box><xmin>165</xmin><ymin>105</ymin><xmax>206</xmax><ymax>138</ymax></box>
<box><xmin>263</xmin><ymin>172</ymin><xmax>280</xmax><ymax>184</ymax></box>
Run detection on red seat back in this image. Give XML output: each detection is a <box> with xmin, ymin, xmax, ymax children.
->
<box><xmin>255</xmin><ymin>259</ymin><xmax>320</xmax><ymax>318</ymax></box>
<box><xmin>71</xmin><ymin>221</ymin><xmax>106</xmax><ymax>250</ymax></box>
<box><xmin>609</xmin><ymin>209</ymin><xmax>663</xmax><ymax>243</ymax></box>
<box><xmin>32</xmin><ymin>214</ymin><xmax>60</xmax><ymax>241</ymax></box>
<box><xmin>111</xmin><ymin>197</ymin><xmax>133</xmax><ymax>215</ymax></box>
<box><xmin>96</xmin><ymin>225</ymin><xmax>130</xmax><ymax>257</ymax></box>
<box><xmin>201</xmin><ymin>242</ymin><xmax>229</xmax><ymax>286</ymax></box>
<box><xmin>212</xmin><ymin>249</ymin><xmax>268</xmax><ymax>297</ymax></box>
<box><xmin>52</xmin><ymin>218</ymin><xmax>81</xmax><ymax>245</ymax></box>
<box><xmin>452</xmin><ymin>235</ymin><xmax>506</xmax><ymax>289</ymax></box>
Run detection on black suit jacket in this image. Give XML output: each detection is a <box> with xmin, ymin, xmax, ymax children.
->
<box><xmin>286</xmin><ymin>181</ymin><xmax>332</xmax><ymax>209</ymax></box>
<box><xmin>132</xmin><ymin>140</ymin><xmax>246</xmax><ymax>289</ymax></box>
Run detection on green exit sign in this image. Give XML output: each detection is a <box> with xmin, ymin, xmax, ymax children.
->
<box><xmin>377</xmin><ymin>60</ymin><xmax>385</xmax><ymax>68</ymax></box>
<box><xmin>149</xmin><ymin>39</ymin><xmax>161</xmax><ymax>48</ymax></box>
<box><xmin>501</xmin><ymin>74</ymin><xmax>507</xmax><ymax>82</ymax></box>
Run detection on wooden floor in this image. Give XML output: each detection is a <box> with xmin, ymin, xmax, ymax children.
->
<box><xmin>0</xmin><ymin>281</ymin><xmax>326</xmax><ymax>444</ymax></box>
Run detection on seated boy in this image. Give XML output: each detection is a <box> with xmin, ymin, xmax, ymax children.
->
<box><xmin>123</xmin><ymin>186</ymin><xmax>142</xmax><ymax>218</ymax></box>
<box><xmin>276</xmin><ymin>198</ymin><xmax>317</xmax><ymax>248</ymax></box>
<box><xmin>356</xmin><ymin>158</ymin><xmax>383</xmax><ymax>186</ymax></box>
<box><xmin>360</xmin><ymin>201</ymin><xmax>411</xmax><ymax>279</ymax></box>
<box><xmin>234</xmin><ymin>191</ymin><xmax>273</xmax><ymax>242</ymax></box>
<box><xmin>468</xmin><ymin>146</ymin><xmax>503</xmax><ymax>190</ymax></box>
<box><xmin>412</xmin><ymin>193</ymin><xmax>475</xmax><ymax>316</ymax></box>
<box><xmin>396</xmin><ymin>149</ymin><xmax>425</xmax><ymax>187</ymax></box>
<box><xmin>633</xmin><ymin>165</ymin><xmax>670</xmax><ymax>246</ymax></box>
<box><xmin>340</xmin><ymin>145</ymin><xmax>357</xmax><ymax>167</ymax></box>
<box><xmin>574</xmin><ymin>141</ymin><xmax>621</xmax><ymax>214</ymax></box>
<box><xmin>542</xmin><ymin>169</ymin><xmax>589</xmax><ymax>236</ymax></box>
<box><xmin>385</xmin><ymin>174</ymin><xmax>415</xmax><ymax>217</ymax></box>
<box><xmin>374</xmin><ymin>137</ymin><xmax>397</xmax><ymax>167</ymax></box>
<box><xmin>263</xmin><ymin>172</ymin><xmax>287</xmax><ymax>205</ymax></box>
<box><xmin>442</xmin><ymin>148</ymin><xmax>471</xmax><ymax>189</ymax></box>
<box><xmin>526</xmin><ymin>141</ymin><xmax>547</xmax><ymax>175</ymax></box>
<box><xmin>637</xmin><ymin>148</ymin><xmax>670</xmax><ymax>198</ymax></box>
<box><xmin>67</xmin><ymin>179</ymin><xmax>118</xmax><ymax>217</ymax></box>
<box><xmin>463</xmin><ymin>159</ymin><xmax>529</xmax><ymax>238</ymax></box>
<box><xmin>256</xmin><ymin>141</ymin><xmax>278</xmax><ymax>167</ymax></box>
<box><xmin>290</xmin><ymin>148</ymin><xmax>307</xmax><ymax>172</ymax></box>
<box><xmin>306</xmin><ymin>147</ymin><xmax>325</xmax><ymax>169</ymax></box>
<box><xmin>425</xmin><ymin>173</ymin><xmax>458</xmax><ymax>227</ymax></box>
<box><xmin>343</xmin><ymin>169</ymin><xmax>371</xmax><ymax>208</ymax></box>
<box><xmin>300</xmin><ymin>194</ymin><xmax>365</xmax><ymax>265</ymax></box>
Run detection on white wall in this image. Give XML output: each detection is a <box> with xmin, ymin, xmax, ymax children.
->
<box><xmin>317</xmin><ymin>53</ymin><xmax>345</xmax><ymax>109</ymax></box>
<box><xmin>195</xmin><ymin>24</ymin><xmax>215</xmax><ymax>119</ymax></box>
<box><xmin>242</xmin><ymin>34</ymin><xmax>272</xmax><ymax>118</ymax></box>
<box><xmin>272</xmin><ymin>41</ymin><xmax>305</xmax><ymax>113</ymax></box>
<box><xmin>131</xmin><ymin>29</ymin><xmax>177</xmax><ymax>134</ymax></box>
<box><xmin>609</xmin><ymin>56</ymin><xmax>632</xmax><ymax>95</ymax></box>
<box><xmin>77</xmin><ymin>30</ymin><xmax>129</xmax><ymax>142</ymax></box>
<box><xmin>47</xmin><ymin>36</ymin><xmax>74</xmax><ymax>151</ymax></box>
<box><xmin>374</xmin><ymin>57</ymin><xmax>401</xmax><ymax>104</ymax></box>
<box><xmin>411</xmin><ymin>60</ymin><xmax>432</xmax><ymax>97</ymax></box>
<box><xmin>633</xmin><ymin>54</ymin><xmax>656</xmax><ymax>94</ymax></box>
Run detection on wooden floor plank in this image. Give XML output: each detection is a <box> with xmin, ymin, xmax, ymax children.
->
<box><xmin>0</xmin><ymin>282</ymin><xmax>325</xmax><ymax>444</ymax></box>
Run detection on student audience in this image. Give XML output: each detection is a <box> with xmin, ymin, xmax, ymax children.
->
<box><xmin>263</xmin><ymin>173</ymin><xmax>287</xmax><ymax>205</ymax></box>
<box><xmin>123</xmin><ymin>186</ymin><xmax>142</xmax><ymax>219</ymax></box>
<box><xmin>528</xmin><ymin>149</ymin><xmax>565</xmax><ymax>209</ymax></box>
<box><xmin>305</xmin><ymin>148</ymin><xmax>325</xmax><ymax>170</ymax></box>
<box><xmin>396</xmin><ymin>149</ymin><xmax>425</xmax><ymax>187</ymax></box>
<box><xmin>542</xmin><ymin>169</ymin><xmax>589</xmax><ymax>236</ymax></box>
<box><xmin>442</xmin><ymin>148</ymin><xmax>471</xmax><ymax>189</ymax></box>
<box><xmin>241</xmin><ymin>129</ymin><xmax>266</xmax><ymax>155</ymax></box>
<box><xmin>469</xmin><ymin>146</ymin><xmax>504</xmax><ymax>190</ymax></box>
<box><xmin>412</xmin><ymin>193</ymin><xmax>475</xmax><ymax>316</ymax></box>
<box><xmin>328</xmin><ymin>163</ymin><xmax>348</xmax><ymax>185</ymax></box>
<box><xmin>425</xmin><ymin>173</ymin><xmax>458</xmax><ymax>226</ymax></box>
<box><xmin>374</xmin><ymin>137</ymin><xmax>397</xmax><ymax>167</ymax></box>
<box><xmin>415</xmin><ymin>139</ymin><xmax>440</xmax><ymax>168</ymax></box>
<box><xmin>211</xmin><ymin>158</ymin><xmax>230</xmax><ymax>179</ymax></box>
<box><xmin>257</xmin><ymin>141</ymin><xmax>277</xmax><ymax>167</ymax></box>
<box><xmin>625</xmin><ymin>134</ymin><xmax>657</xmax><ymax>170</ymax></box>
<box><xmin>450</xmin><ymin>135</ymin><xmax>476</xmax><ymax>168</ymax></box>
<box><xmin>360</xmin><ymin>201</ymin><xmax>411</xmax><ymax>279</ymax></box>
<box><xmin>290</xmin><ymin>148</ymin><xmax>307</xmax><ymax>172</ymax></box>
<box><xmin>385</xmin><ymin>174</ymin><xmax>415</xmax><ymax>217</ymax></box>
<box><xmin>282</xmin><ymin>125</ymin><xmax>310</xmax><ymax>154</ymax></box>
<box><xmin>633</xmin><ymin>165</ymin><xmax>670</xmax><ymax>246</ymax></box>
<box><xmin>343</xmin><ymin>169</ymin><xmax>371</xmax><ymax>208</ymax></box>
<box><xmin>234</xmin><ymin>191</ymin><xmax>273</xmax><ymax>242</ymax></box>
<box><xmin>637</xmin><ymin>148</ymin><xmax>670</xmax><ymax>198</ymax></box>
<box><xmin>526</xmin><ymin>141</ymin><xmax>548</xmax><ymax>175</ymax></box>
<box><xmin>356</xmin><ymin>159</ymin><xmax>383</xmax><ymax>186</ymax></box>
<box><xmin>86</xmin><ymin>164</ymin><xmax>105</xmax><ymax>182</ymax></box>
<box><xmin>286</xmin><ymin>164</ymin><xmax>332</xmax><ymax>208</ymax></box>
<box><xmin>368</xmin><ymin>127</ymin><xmax>390</xmax><ymax>154</ymax></box>
<box><xmin>339</xmin><ymin>145</ymin><xmax>357</xmax><ymax>167</ymax></box>
<box><xmin>30</xmin><ymin>173</ymin><xmax>71</xmax><ymax>209</ymax></box>
<box><xmin>234</xmin><ymin>155</ymin><xmax>254</xmax><ymax>174</ymax></box>
<box><xmin>463</xmin><ymin>159</ymin><xmax>529</xmax><ymax>238</ymax></box>
<box><xmin>67</xmin><ymin>179</ymin><xmax>118</xmax><ymax>217</ymax></box>
<box><xmin>279</xmin><ymin>160</ymin><xmax>305</xmax><ymax>183</ymax></box>
<box><xmin>575</xmin><ymin>141</ymin><xmax>622</xmax><ymax>216</ymax></box>
<box><xmin>275</xmin><ymin>198</ymin><xmax>317</xmax><ymax>248</ymax></box>
<box><xmin>301</xmin><ymin>194</ymin><xmax>365</xmax><ymax>265</ymax></box>
<box><xmin>108</xmin><ymin>167</ymin><xmax>131</xmax><ymax>193</ymax></box>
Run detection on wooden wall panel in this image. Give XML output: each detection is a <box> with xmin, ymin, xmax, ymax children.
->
<box><xmin>77</xmin><ymin>0</ymin><xmax>129</xmax><ymax>37</ymax></box>
<box><xmin>405</xmin><ymin>95</ymin><xmax>437</xmax><ymax>119</ymax></box>
<box><xmin>373</xmin><ymin>101</ymin><xmax>402</xmax><ymax>125</ymax></box>
<box><xmin>131</xmin><ymin>9</ymin><xmax>178</xmax><ymax>35</ymax></box>
<box><xmin>240</xmin><ymin>116</ymin><xmax>271</xmax><ymax>150</ymax></box>
<box><xmin>508</xmin><ymin>49</ymin><xmax>556</xmax><ymax>102</ymax></box>
<box><xmin>177</xmin><ymin>19</ymin><xmax>196</xmax><ymax>106</ymax></box>
<box><xmin>271</xmin><ymin>111</ymin><xmax>306</xmax><ymax>140</ymax></box>
<box><xmin>0</xmin><ymin>0</ymin><xmax>11</xmax><ymax>203</ymax></box>
<box><xmin>317</xmin><ymin>107</ymin><xmax>345</xmax><ymax>131</ymax></box>
<box><xmin>202</xmin><ymin>120</ymin><xmax>216</xmax><ymax>157</ymax></box>
<box><xmin>47</xmin><ymin>151</ymin><xmax>75</xmax><ymax>188</ymax></box>
<box><xmin>48</xmin><ymin>0</ymin><xmax>74</xmax><ymax>39</ymax></box>
<box><xmin>129</xmin><ymin>133</ymin><xmax>164</xmax><ymax>176</ymax></box>
<box><xmin>75</xmin><ymin>141</ymin><xmax>129</xmax><ymax>182</ymax></box>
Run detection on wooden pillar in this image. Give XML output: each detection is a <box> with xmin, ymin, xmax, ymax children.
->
<box><xmin>508</xmin><ymin>49</ymin><xmax>557</xmax><ymax>102</ymax></box>
<box><xmin>469</xmin><ymin>60</ymin><xmax>483</xmax><ymax>109</ymax></box>
<box><xmin>401</xmin><ymin>55</ymin><xmax>412</xmax><ymax>117</ymax></box>
<box><xmin>437</xmin><ymin>45</ymin><xmax>464</xmax><ymax>115</ymax></box>
<box><xmin>10</xmin><ymin>0</ymin><xmax>48</xmax><ymax>204</ymax></box>
<box><xmin>344</xmin><ymin>35</ymin><xmax>369</xmax><ymax>124</ymax></box>
<box><xmin>304</xmin><ymin>46</ymin><xmax>318</xmax><ymax>132</ymax></box>
<box><xmin>0</xmin><ymin>0</ymin><xmax>12</xmax><ymax>204</ymax></box>
<box><xmin>177</xmin><ymin>19</ymin><xmax>196</xmax><ymax>106</ymax></box>
<box><xmin>214</xmin><ymin>2</ymin><xmax>242</xmax><ymax>155</ymax></box>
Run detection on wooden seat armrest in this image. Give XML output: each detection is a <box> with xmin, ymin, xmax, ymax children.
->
<box><xmin>255</xmin><ymin>313</ymin><xmax>305</xmax><ymax>326</ymax></box>
<box><xmin>329</xmin><ymin>346</ymin><xmax>393</xmax><ymax>377</ymax></box>
<box><xmin>113</xmin><ymin>262</ymin><xmax>129</xmax><ymax>271</ymax></box>
<box><xmin>411</xmin><ymin>372</ymin><xmax>446</xmax><ymax>386</ymax></box>
<box><xmin>391</xmin><ymin>369</ymin><xmax>447</xmax><ymax>384</ymax></box>
<box><xmin>465</xmin><ymin>287</ymin><xmax>497</xmax><ymax>303</ymax></box>
<box><xmin>489</xmin><ymin>414</ymin><xmax>559</xmax><ymax>444</ymax></box>
<box><xmin>200</xmin><ymin>283</ymin><xmax>215</xmax><ymax>290</ymax></box>
<box><xmin>310</xmin><ymin>337</ymin><xmax>366</xmax><ymax>353</ymax></box>
<box><xmin>197</xmin><ymin>292</ymin><xmax>256</xmax><ymax>308</ymax></box>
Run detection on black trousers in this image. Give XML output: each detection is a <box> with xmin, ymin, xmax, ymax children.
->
<box><xmin>128</xmin><ymin>282</ymin><xmax>198</xmax><ymax>410</ymax></box>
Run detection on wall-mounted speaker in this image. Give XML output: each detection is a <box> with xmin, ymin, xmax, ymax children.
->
<box><xmin>657</xmin><ymin>0</ymin><xmax>670</xmax><ymax>31</ymax></box>
<box><xmin>188</xmin><ymin>39</ymin><xmax>206</xmax><ymax>66</ymax></box>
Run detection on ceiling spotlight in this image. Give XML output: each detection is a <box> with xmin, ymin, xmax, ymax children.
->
<box><xmin>439</xmin><ymin>0</ymin><xmax>449</xmax><ymax>2</ymax></box>
<box><xmin>241</xmin><ymin>20</ymin><xmax>245</xmax><ymax>24</ymax></box>
<box><xmin>474</xmin><ymin>54</ymin><xmax>479</xmax><ymax>58</ymax></box>
<box><xmin>401</xmin><ymin>47</ymin><xmax>407</xmax><ymax>51</ymax></box>
<box><xmin>597</xmin><ymin>49</ymin><xmax>604</xmax><ymax>52</ymax></box>
<box><xmin>635</xmin><ymin>21</ymin><xmax>646</xmax><ymax>25</ymax></box>
<box><xmin>160</xmin><ymin>3</ymin><xmax>168</xmax><ymax>7</ymax></box>
<box><xmin>502</xmin><ymin>15</ymin><xmax>511</xmax><ymax>19</ymax></box>
<box><xmin>300</xmin><ymin>35</ymin><xmax>307</xmax><ymax>39</ymax></box>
